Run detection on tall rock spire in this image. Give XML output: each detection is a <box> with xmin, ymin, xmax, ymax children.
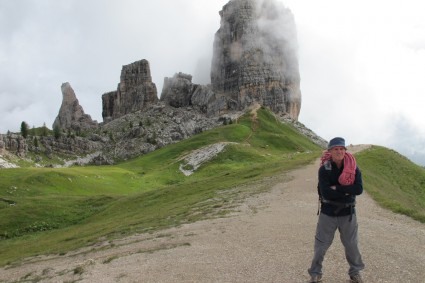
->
<box><xmin>210</xmin><ymin>0</ymin><xmax>301</xmax><ymax>119</ymax></box>
<box><xmin>52</xmin><ymin>82</ymin><xmax>98</xmax><ymax>131</ymax></box>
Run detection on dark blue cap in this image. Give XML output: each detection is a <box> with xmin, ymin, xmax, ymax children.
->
<box><xmin>328</xmin><ymin>137</ymin><xmax>346</xmax><ymax>150</ymax></box>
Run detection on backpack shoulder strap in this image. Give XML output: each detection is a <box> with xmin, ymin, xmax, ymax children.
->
<box><xmin>317</xmin><ymin>161</ymin><xmax>332</xmax><ymax>215</ymax></box>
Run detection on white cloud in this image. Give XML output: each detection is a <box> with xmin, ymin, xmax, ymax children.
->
<box><xmin>290</xmin><ymin>0</ymin><xmax>425</xmax><ymax>165</ymax></box>
<box><xmin>384</xmin><ymin>114</ymin><xmax>425</xmax><ymax>165</ymax></box>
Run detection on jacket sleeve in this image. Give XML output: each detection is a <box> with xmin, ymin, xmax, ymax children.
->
<box><xmin>318</xmin><ymin>166</ymin><xmax>347</xmax><ymax>200</ymax></box>
<box><xmin>336</xmin><ymin>167</ymin><xmax>363</xmax><ymax>195</ymax></box>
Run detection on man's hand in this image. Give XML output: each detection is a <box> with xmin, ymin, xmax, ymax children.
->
<box><xmin>331</xmin><ymin>185</ymin><xmax>350</xmax><ymax>195</ymax></box>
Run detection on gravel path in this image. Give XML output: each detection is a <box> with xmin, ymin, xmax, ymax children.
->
<box><xmin>1</xmin><ymin>145</ymin><xmax>424</xmax><ymax>283</ymax></box>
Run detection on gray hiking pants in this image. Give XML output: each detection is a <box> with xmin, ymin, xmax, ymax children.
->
<box><xmin>308</xmin><ymin>213</ymin><xmax>365</xmax><ymax>277</ymax></box>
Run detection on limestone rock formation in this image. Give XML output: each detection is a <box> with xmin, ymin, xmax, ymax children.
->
<box><xmin>191</xmin><ymin>85</ymin><xmax>226</xmax><ymax>116</ymax></box>
<box><xmin>102</xmin><ymin>59</ymin><xmax>158</xmax><ymax>122</ymax></box>
<box><xmin>52</xmin><ymin>82</ymin><xmax>98</xmax><ymax>132</ymax></box>
<box><xmin>160</xmin><ymin>72</ymin><xmax>195</xmax><ymax>108</ymax></box>
<box><xmin>160</xmin><ymin>73</ymin><xmax>225</xmax><ymax>116</ymax></box>
<box><xmin>0</xmin><ymin>135</ymin><xmax>4</xmax><ymax>154</ymax></box>
<box><xmin>210</xmin><ymin>0</ymin><xmax>301</xmax><ymax>120</ymax></box>
<box><xmin>0</xmin><ymin>133</ymin><xmax>27</xmax><ymax>157</ymax></box>
<box><xmin>100</xmin><ymin>102</ymin><xmax>237</xmax><ymax>161</ymax></box>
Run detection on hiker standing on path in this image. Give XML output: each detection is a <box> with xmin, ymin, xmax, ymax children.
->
<box><xmin>308</xmin><ymin>137</ymin><xmax>365</xmax><ymax>283</ymax></box>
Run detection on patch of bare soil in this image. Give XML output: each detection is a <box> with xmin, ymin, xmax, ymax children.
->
<box><xmin>1</xmin><ymin>144</ymin><xmax>424</xmax><ymax>283</ymax></box>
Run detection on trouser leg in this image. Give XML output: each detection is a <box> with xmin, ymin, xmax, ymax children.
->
<box><xmin>308</xmin><ymin>213</ymin><xmax>337</xmax><ymax>276</ymax></box>
<box><xmin>338</xmin><ymin>214</ymin><xmax>365</xmax><ymax>276</ymax></box>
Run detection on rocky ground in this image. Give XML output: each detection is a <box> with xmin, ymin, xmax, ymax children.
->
<box><xmin>1</xmin><ymin>145</ymin><xmax>424</xmax><ymax>283</ymax></box>
<box><xmin>0</xmin><ymin>154</ymin><xmax>19</xmax><ymax>169</ymax></box>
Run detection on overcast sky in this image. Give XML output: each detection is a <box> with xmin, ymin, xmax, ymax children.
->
<box><xmin>1</xmin><ymin>0</ymin><xmax>425</xmax><ymax>165</ymax></box>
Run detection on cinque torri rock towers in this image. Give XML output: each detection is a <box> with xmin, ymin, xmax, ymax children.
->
<box><xmin>54</xmin><ymin>0</ymin><xmax>301</xmax><ymax>131</ymax></box>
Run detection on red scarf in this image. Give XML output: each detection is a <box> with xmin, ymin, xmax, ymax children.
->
<box><xmin>320</xmin><ymin>150</ymin><xmax>357</xmax><ymax>185</ymax></box>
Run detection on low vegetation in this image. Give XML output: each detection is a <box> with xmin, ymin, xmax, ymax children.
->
<box><xmin>356</xmin><ymin>146</ymin><xmax>425</xmax><ymax>222</ymax></box>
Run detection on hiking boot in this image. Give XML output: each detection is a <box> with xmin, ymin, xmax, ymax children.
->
<box><xmin>309</xmin><ymin>274</ymin><xmax>322</xmax><ymax>283</ymax></box>
<box><xmin>350</xmin><ymin>274</ymin><xmax>363</xmax><ymax>283</ymax></box>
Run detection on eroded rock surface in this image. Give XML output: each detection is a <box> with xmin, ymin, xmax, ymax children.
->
<box><xmin>210</xmin><ymin>0</ymin><xmax>301</xmax><ymax>119</ymax></box>
<box><xmin>52</xmin><ymin>82</ymin><xmax>98</xmax><ymax>132</ymax></box>
<box><xmin>102</xmin><ymin>59</ymin><xmax>158</xmax><ymax>122</ymax></box>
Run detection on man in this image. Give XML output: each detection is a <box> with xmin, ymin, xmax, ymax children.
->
<box><xmin>308</xmin><ymin>137</ymin><xmax>365</xmax><ymax>283</ymax></box>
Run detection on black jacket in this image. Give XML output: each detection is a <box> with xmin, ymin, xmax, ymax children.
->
<box><xmin>318</xmin><ymin>161</ymin><xmax>363</xmax><ymax>217</ymax></box>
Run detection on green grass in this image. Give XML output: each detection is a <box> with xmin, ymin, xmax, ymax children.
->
<box><xmin>356</xmin><ymin>145</ymin><xmax>425</xmax><ymax>222</ymax></box>
<box><xmin>0</xmin><ymin>107</ymin><xmax>321</xmax><ymax>266</ymax></box>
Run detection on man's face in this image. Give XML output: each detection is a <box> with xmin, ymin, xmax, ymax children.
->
<box><xmin>330</xmin><ymin>146</ymin><xmax>346</xmax><ymax>162</ymax></box>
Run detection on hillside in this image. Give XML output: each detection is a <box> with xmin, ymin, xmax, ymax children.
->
<box><xmin>0</xmin><ymin>107</ymin><xmax>322</xmax><ymax>267</ymax></box>
<box><xmin>1</xmin><ymin>144</ymin><xmax>424</xmax><ymax>282</ymax></box>
<box><xmin>356</xmin><ymin>146</ymin><xmax>425</xmax><ymax>222</ymax></box>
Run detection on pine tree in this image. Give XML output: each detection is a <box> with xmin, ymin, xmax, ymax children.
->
<box><xmin>20</xmin><ymin>121</ymin><xmax>29</xmax><ymax>138</ymax></box>
<box><xmin>33</xmin><ymin>136</ymin><xmax>39</xmax><ymax>148</ymax></box>
<box><xmin>42</xmin><ymin>122</ymin><xmax>48</xmax><ymax>137</ymax></box>
<box><xmin>53</xmin><ymin>125</ymin><xmax>61</xmax><ymax>140</ymax></box>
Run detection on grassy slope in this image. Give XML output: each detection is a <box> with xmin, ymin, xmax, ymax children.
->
<box><xmin>0</xmin><ymin>108</ymin><xmax>321</xmax><ymax>266</ymax></box>
<box><xmin>2</xmin><ymin>111</ymin><xmax>424</xmax><ymax>267</ymax></box>
<box><xmin>356</xmin><ymin>146</ymin><xmax>425</xmax><ymax>222</ymax></box>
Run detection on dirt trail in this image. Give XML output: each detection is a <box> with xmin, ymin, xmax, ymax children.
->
<box><xmin>1</xmin><ymin>145</ymin><xmax>425</xmax><ymax>283</ymax></box>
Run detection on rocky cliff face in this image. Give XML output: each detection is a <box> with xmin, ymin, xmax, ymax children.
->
<box><xmin>159</xmin><ymin>0</ymin><xmax>301</xmax><ymax>120</ymax></box>
<box><xmin>102</xmin><ymin>59</ymin><xmax>158</xmax><ymax>122</ymax></box>
<box><xmin>0</xmin><ymin>133</ymin><xmax>27</xmax><ymax>157</ymax></box>
<box><xmin>100</xmin><ymin>102</ymin><xmax>237</xmax><ymax>161</ymax></box>
<box><xmin>160</xmin><ymin>72</ymin><xmax>225</xmax><ymax>116</ymax></box>
<box><xmin>52</xmin><ymin>82</ymin><xmax>98</xmax><ymax>132</ymax></box>
<box><xmin>160</xmin><ymin>73</ymin><xmax>196</xmax><ymax>108</ymax></box>
<box><xmin>210</xmin><ymin>0</ymin><xmax>301</xmax><ymax>119</ymax></box>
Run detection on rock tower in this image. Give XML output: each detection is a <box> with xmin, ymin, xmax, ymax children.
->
<box><xmin>102</xmin><ymin>59</ymin><xmax>158</xmax><ymax>122</ymax></box>
<box><xmin>52</xmin><ymin>82</ymin><xmax>98</xmax><ymax>131</ymax></box>
<box><xmin>210</xmin><ymin>0</ymin><xmax>301</xmax><ymax>119</ymax></box>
